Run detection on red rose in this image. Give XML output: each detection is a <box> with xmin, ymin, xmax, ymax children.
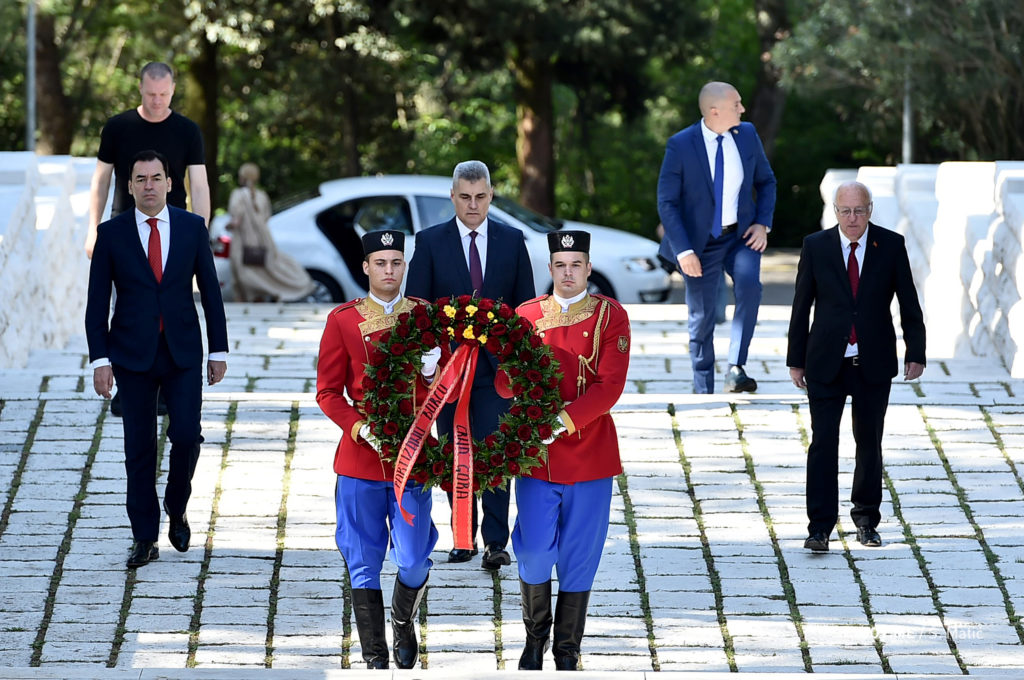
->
<box><xmin>499</xmin><ymin>423</ymin><xmax>511</xmax><ymax>434</ymax></box>
<box><xmin>526</xmin><ymin>405</ymin><xmax>543</xmax><ymax>420</ymax></box>
<box><xmin>383</xmin><ymin>422</ymin><xmax>400</xmax><ymax>436</ymax></box>
<box><xmin>473</xmin><ymin>479</ymin><xmax>481</xmax><ymax>492</ymax></box>
<box><xmin>539</xmin><ymin>355</ymin><xmax>551</xmax><ymax>367</ymax></box>
<box><xmin>395</xmin><ymin>323</ymin><xmax>411</xmax><ymax>338</ymax></box>
<box><xmin>484</xmin><ymin>434</ymin><xmax>499</xmax><ymax>448</ymax></box>
<box><xmin>499</xmin><ymin>343</ymin><xmax>515</xmax><ymax>358</ymax></box>
<box><xmin>489</xmin><ymin>475</ymin><xmax>503</xmax><ymax>487</ymax></box>
<box><xmin>393</xmin><ymin>379</ymin><xmax>409</xmax><ymax>393</ymax></box>
<box><xmin>377</xmin><ymin>366</ymin><xmax>391</xmax><ymax>381</ymax></box>
<box><xmin>490</xmin><ymin>453</ymin><xmax>504</xmax><ymax>466</ymax></box>
<box><xmin>380</xmin><ymin>331</ymin><xmax>392</xmax><ymax>344</ymax></box>
<box><xmin>509</xmin><ymin>328</ymin><xmax>525</xmax><ymax>342</ymax></box>
<box><xmin>369</xmin><ymin>350</ymin><xmax>387</xmax><ymax>367</ymax></box>
<box><xmin>377</xmin><ymin>403</ymin><xmax>389</xmax><ymax>415</ymax></box>
<box><xmin>422</xmin><ymin>331</ymin><xmax>437</xmax><ymax>346</ymax></box>
<box><xmin>486</xmin><ymin>337</ymin><xmax>500</xmax><ymax>353</ymax></box>
<box><xmin>414</xmin><ymin>469</ymin><xmax>430</xmax><ymax>484</ymax></box>
<box><xmin>538</xmin><ymin>423</ymin><xmax>553</xmax><ymax>439</ymax></box>
<box><xmin>547</xmin><ymin>376</ymin><xmax>558</xmax><ymax>388</ymax></box>
<box><xmin>509</xmin><ymin>366</ymin><xmax>523</xmax><ymax>377</ymax></box>
<box><xmin>529</xmin><ymin>335</ymin><xmax>543</xmax><ymax>348</ymax></box>
<box><xmin>478</xmin><ymin>299</ymin><xmax>495</xmax><ymax>311</ymax></box>
<box><xmin>399</xmin><ymin>399</ymin><xmax>413</xmax><ymax>416</ymax></box>
<box><xmin>441</xmin><ymin>479</ymin><xmax>453</xmax><ymax>492</ymax></box>
<box><xmin>415</xmin><ymin>315</ymin><xmax>431</xmax><ymax>330</ymax></box>
<box><xmin>403</xmin><ymin>363</ymin><xmax>415</xmax><ymax>375</ymax></box>
<box><xmin>517</xmin><ymin>424</ymin><xmax>533</xmax><ymax>441</ymax></box>
<box><xmin>529</xmin><ymin>386</ymin><xmax>544</xmax><ymax>400</ymax></box>
<box><xmin>398</xmin><ymin>312</ymin><xmax>411</xmax><ymax>323</ymax></box>
<box><xmin>437</xmin><ymin>297</ymin><xmax>451</xmax><ymax>307</ymax></box>
<box><xmin>381</xmin><ymin>444</ymin><xmax>394</xmax><ymax>456</ymax></box>
<box><xmin>405</xmin><ymin>341</ymin><xmax>420</xmax><ymax>353</ymax></box>
<box><xmin>491</xmin><ymin>323</ymin><xmax>508</xmax><ymax>337</ymax></box>
<box><xmin>505</xmin><ymin>441</ymin><xmax>521</xmax><ymax>457</ymax></box>
<box><xmin>390</xmin><ymin>342</ymin><xmax>407</xmax><ymax>355</ymax></box>
<box><xmin>413</xmin><ymin>304</ymin><xmax>428</xmax><ymax>317</ymax></box>
<box><xmin>455</xmin><ymin>309</ymin><xmax>468</xmax><ymax>321</ymax></box>
<box><xmin>507</xmin><ymin>461</ymin><xmax>521</xmax><ymax>475</ymax></box>
<box><xmin>549</xmin><ymin>401</ymin><xmax>560</xmax><ymax>413</ymax></box>
<box><xmin>512</xmin><ymin>383</ymin><xmax>525</xmax><ymax>396</ymax></box>
<box><xmin>474</xmin><ymin>460</ymin><xmax>488</xmax><ymax>474</ymax></box>
<box><xmin>526</xmin><ymin>369</ymin><xmax>542</xmax><ymax>382</ymax></box>
<box><xmin>432</xmin><ymin>461</ymin><xmax>446</xmax><ymax>475</ymax></box>
<box><xmin>519</xmin><ymin>350</ymin><xmax>533</xmax><ymax>362</ymax></box>
<box><xmin>457</xmin><ymin>294</ymin><xmax>472</xmax><ymax>305</ymax></box>
<box><xmin>443</xmin><ymin>442</ymin><xmax>454</xmax><ymax>454</ymax></box>
<box><xmin>510</xmin><ymin>404</ymin><xmax>523</xmax><ymax>417</ymax></box>
<box><xmin>426</xmin><ymin>435</ymin><xmax>439</xmax><ymax>447</ymax></box>
<box><xmin>527</xmin><ymin>446</ymin><xmax>540</xmax><ymax>457</ymax></box>
<box><xmin>362</xmin><ymin>376</ymin><xmax>375</xmax><ymax>390</ymax></box>
<box><xmin>378</xmin><ymin>385</ymin><xmax>392</xmax><ymax>400</ymax></box>
<box><xmin>498</xmin><ymin>305</ymin><xmax>514</xmax><ymax>320</ymax></box>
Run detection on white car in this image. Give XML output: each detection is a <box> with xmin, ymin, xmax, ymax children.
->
<box><xmin>211</xmin><ymin>175</ymin><xmax>670</xmax><ymax>304</ymax></box>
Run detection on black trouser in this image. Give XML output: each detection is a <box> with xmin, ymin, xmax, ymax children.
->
<box><xmin>805</xmin><ymin>358</ymin><xmax>891</xmax><ymax>535</ymax></box>
<box><xmin>113</xmin><ymin>334</ymin><xmax>204</xmax><ymax>541</ymax></box>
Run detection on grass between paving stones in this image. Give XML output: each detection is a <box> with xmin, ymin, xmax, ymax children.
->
<box><xmin>108</xmin><ymin>414</ymin><xmax>172</xmax><ymax>666</ymax></box>
<box><xmin>730</xmin><ymin>405</ymin><xmax>812</xmax><ymax>673</ymax></box>
<box><xmin>880</xmin><ymin>435</ymin><xmax>968</xmax><ymax>673</ymax></box>
<box><xmin>489</xmin><ymin>560</ymin><xmax>506</xmax><ymax>668</ymax></box>
<box><xmin>186</xmin><ymin>401</ymin><xmax>238</xmax><ymax>667</ymax></box>
<box><xmin>265</xmin><ymin>402</ymin><xmax>300</xmax><ymax>667</ymax></box>
<box><xmin>0</xmin><ymin>401</ymin><xmax>46</xmax><ymax>542</ymax></box>
<box><xmin>790</xmin><ymin>403</ymin><xmax>894</xmax><ymax>673</ymax></box>
<box><xmin>667</xmin><ymin>403</ymin><xmax>737</xmax><ymax>672</ymax></box>
<box><xmin>919</xmin><ymin>406</ymin><xmax>1024</xmax><ymax>646</ymax></box>
<box><xmin>614</xmin><ymin>473</ymin><xmax>660</xmax><ymax>671</ymax></box>
<box><xmin>31</xmin><ymin>399</ymin><xmax>108</xmax><ymax>665</ymax></box>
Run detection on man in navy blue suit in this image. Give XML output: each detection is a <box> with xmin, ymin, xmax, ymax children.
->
<box><xmin>86</xmin><ymin>149</ymin><xmax>228</xmax><ymax>569</ymax></box>
<box><xmin>657</xmin><ymin>81</ymin><xmax>777</xmax><ymax>394</ymax></box>
<box><xmin>406</xmin><ymin>160</ymin><xmax>535</xmax><ymax>569</ymax></box>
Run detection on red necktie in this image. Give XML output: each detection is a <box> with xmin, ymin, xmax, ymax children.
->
<box><xmin>468</xmin><ymin>231</ymin><xmax>483</xmax><ymax>294</ymax></box>
<box><xmin>147</xmin><ymin>217</ymin><xmax>163</xmax><ymax>331</ymax></box>
<box><xmin>848</xmin><ymin>242</ymin><xmax>859</xmax><ymax>345</ymax></box>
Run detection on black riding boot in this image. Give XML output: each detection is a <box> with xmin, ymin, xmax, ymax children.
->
<box><xmin>351</xmin><ymin>588</ymin><xmax>389</xmax><ymax>669</ymax></box>
<box><xmin>518</xmin><ymin>579</ymin><xmax>552</xmax><ymax>670</ymax></box>
<box><xmin>391</xmin><ymin>577</ymin><xmax>427</xmax><ymax>669</ymax></box>
<box><xmin>552</xmin><ymin>590</ymin><xmax>590</xmax><ymax>671</ymax></box>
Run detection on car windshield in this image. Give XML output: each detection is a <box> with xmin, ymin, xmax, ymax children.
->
<box><xmin>492</xmin><ymin>196</ymin><xmax>561</xmax><ymax>233</ymax></box>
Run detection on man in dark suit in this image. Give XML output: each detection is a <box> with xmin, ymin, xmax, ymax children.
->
<box><xmin>406</xmin><ymin>160</ymin><xmax>535</xmax><ymax>569</ymax></box>
<box><xmin>657</xmin><ymin>81</ymin><xmax>776</xmax><ymax>394</ymax></box>
<box><xmin>86</xmin><ymin>149</ymin><xmax>228</xmax><ymax>568</ymax></box>
<box><xmin>787</xmin><ymin>181</ymin><xmax>926</xmax><ymax>553</ymax></box>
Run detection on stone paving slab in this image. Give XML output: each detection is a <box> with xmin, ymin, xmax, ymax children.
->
<box><xmin>2</xmin><ymin>302</ymin><xmax>1024</xmax><ymax>678</ymax></box>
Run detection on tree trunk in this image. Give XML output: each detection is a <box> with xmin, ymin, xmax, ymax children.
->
<box><xmin>34</xmin><ymin>12</ymin><xmax>74</xmax><ymax>155</ymax></box>
<box><xmin>512</xmin><ymin>54</ymin><xmax>555</xmax><ymax>217</ymax></box>
<box><xmin>747</xmin><ymin>0</ymin><xmax>791</xmax><ymax>159</ymax></box>
<box><xmin>191</xmin><ymin>36</ymin><xmax>220</xmax><ymax>207</ymax></box>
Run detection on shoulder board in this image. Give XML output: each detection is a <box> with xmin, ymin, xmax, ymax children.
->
<box><xmin>330</xmin><ymin>298</ymin><xmax>364</xmax><ymax>316</ymax></box>
<box><xmin>405</xmin><ymin>295</ymin><xmax>430</xmax><ymax>305</ymax></box>
<box><xmin>591</xmin><ymin>294</ymin><xmax>624</xmax><ymax>311</ymax></box>
<box><xmin>520</xmin><ymin>294</ymin><xmax>549</xmax><ymax>306</ymax></box>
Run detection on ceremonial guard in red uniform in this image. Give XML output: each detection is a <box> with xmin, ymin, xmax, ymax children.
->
<box><xmin>511</xmin><ymin>230</ymin><xmax>631</xmax><ymax>671</ymax></box>
<box><xmin>316</xmin><ymin>230</ymin><xmax>441</xmax><ymax>670</ymax></box>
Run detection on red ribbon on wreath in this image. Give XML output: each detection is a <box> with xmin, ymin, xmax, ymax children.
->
<box><xmin>392</xmin><ymin>343</ymin><xmax>480</xmax><ymax>550</ymax></box>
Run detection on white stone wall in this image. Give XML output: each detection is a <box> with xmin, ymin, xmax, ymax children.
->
<box><xmin>821</xmin><ymin>162</ymin><xmax>1024</xmax><ymax>377</ymax></box>
<box><xmin>0</xmin><ymin>153</ymin><xmax>94</xmax><ymax>368</ymax></box>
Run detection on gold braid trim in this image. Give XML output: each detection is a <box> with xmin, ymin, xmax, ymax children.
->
<box><xmin>576</xmin><ymin>299</ymin><xmax>608</xmax><ymax>398</ymax></box>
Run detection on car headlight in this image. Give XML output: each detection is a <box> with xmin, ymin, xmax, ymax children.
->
<box><xmin>623</xmin><ymin>256</ymin><xmax>657</xmax><ymax>273</ymax></box>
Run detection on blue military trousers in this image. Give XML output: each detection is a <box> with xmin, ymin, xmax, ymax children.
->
<box><xmin>511</xmin><ymin>476</ymin><xmax>613</xmax><ymax>592</ymax></box>
<box><xmin>335</xmin><ymin>476</ymin><xmax>438</xmax><ymax>589</ymax></box>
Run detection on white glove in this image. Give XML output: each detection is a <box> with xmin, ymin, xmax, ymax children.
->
<box><xmin>359</xmin><ymin>423</ymin><xmax>381</xmax><ymax>453</ymax></box>
<box><xmin>420</xmin><ymin>346</ymin><xmax>442</xmax><ymax>377</ymax></box>
<box><xmin>542</xmin><ymin>416</ymin><xmax>567</xmax><ymax>445</ymax></box>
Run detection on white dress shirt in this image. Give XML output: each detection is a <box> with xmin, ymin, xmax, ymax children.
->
<box><xmin>553</xmin><ymin>289</ymin><xmax>587</xmax><ymax>312</ymax></box>
<box><xmin>92</xmin><ymin>207</ymin><xmax>227</xmax><ymax>368</ymax></box>
<box><xmin>700</xmin><ymin>119</ymin><xmax>743</xmax><ymax>227</ymax></box>
<box><xmin>368</xmin><ymin>291</ymin><xmax>401</xmax><ymax>315</ymax></box>
<box><xmin>456</xmin><ymin>217</ymin><xmax>488</xmax><ymax>277</ymax></box>
<box><xmin>839</xmin><ymin>225</ymin><xmax>868</xmax><ymax>358</ymax></box>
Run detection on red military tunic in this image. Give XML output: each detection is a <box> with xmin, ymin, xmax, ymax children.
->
<box><xmin>515</xmin><ymin>293</ymin><xmax>630</xmax><ymax>484</ymax></box>
<box><xmin>316</xmin><ymin>296</ymin><xmax>432</xmax><ymax>481</ymax></box>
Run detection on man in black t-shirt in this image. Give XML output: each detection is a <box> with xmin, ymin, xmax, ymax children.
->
<box><xmin>85</xmin><ymin>62</ymin><xmax>209</xmax><ymax>258</ymax></box>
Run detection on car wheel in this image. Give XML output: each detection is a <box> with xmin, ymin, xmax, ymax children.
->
<box><xmin>549</xmin><ymin>272</ymin><xmax>615</xmax><ymax>299</ymax></box>
<box><xmin>307</xmin><ymin>270</ymin><xmax>344</xmax><ymax>302</ymax></box>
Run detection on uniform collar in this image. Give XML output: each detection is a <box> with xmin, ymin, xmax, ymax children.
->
<box><xmin>367</xmin><ymin>291</ymin><xmax>401</xmax><ymax>315</ymax></box>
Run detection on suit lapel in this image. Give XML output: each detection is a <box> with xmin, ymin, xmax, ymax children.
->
<box><xmin>162</xmin><ymin>211</ymin><xmax>188</xmax><ymax>284</ymax></box>
<box><xmin>824</xmin><ymin>227</ymin><xmax>855</xmax><ymax>302</ymax></box>
<box><xmin>117</xmin><ymin>212</ymin><xmax>159</xmax><ymax>283</ymax></box>
<box><xmin>444</xmin><ymin>219</ymin><xmax>474</xmax><ymax>293</ymax></box>
<box><xmin>689</xmin><ymin>124</ymin><xmax>713</xmax><ymax>193</ymax></box>
<box><xmin>856</xmin><ymin>224</ymin><xmax>882</xmax><ymax>286</ymax></box>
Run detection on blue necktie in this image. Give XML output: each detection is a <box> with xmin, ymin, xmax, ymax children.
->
<box><xmin>711</xmin><ymin>134</ymin><xmax>724</xmax><ymax>238</ymax></box>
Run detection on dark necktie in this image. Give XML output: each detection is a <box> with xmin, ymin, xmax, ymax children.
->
<box><xmin>711</xmin><ymin>134</ymin><xmax>724</xmax><ymax>238</ymax></box>
<box><xmin>147</xmin><ymin>217</ymin><xmax>163</xmax><ymax>331</ymax></box>
<box><xmin>468</xmin><ymin>230</ymin><xmax>483</xmax><ymax>294</ymax></box>
<box><xmin>848</xmin><ymin>242</ymin><xmax>859</xmax><ymax>345</ymax></box>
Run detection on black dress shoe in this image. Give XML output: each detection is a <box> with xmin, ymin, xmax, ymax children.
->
<box><xmin>481</xmin><ymin>544</ymin><xmax>511</xmax><ymax>571</ymax></box>
<box><xmin>804</xmin><ymin>532</ymin><xmax>829</xmax><ymax>553</ymax></box>
<box><xmin>164</xmin><ymin>501</ymin><xmax>191</xmax><ymax>552</ymax></box>
<box><xmin>856</xmin><ymin>526</ymin><xmax>882</xmax><ymax>547</ymax></box>
<box><xmin>447</xmin><ymin>547</ymin><xmax>478</xmax><ymax>563</ymax></box>
<box><xmin>725</xmin><ymin>365</ymin><xmax>757</xmax><ymax>393</ymax></box>
<box><xmin>127</xmin><ymin>541</ymin><xmax>159</xmax><ymax>568</ymax></box>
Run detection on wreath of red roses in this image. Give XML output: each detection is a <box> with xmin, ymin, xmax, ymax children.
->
<box><xmin>361</xmin><ymin>294</ymin><xmax>563</xmax><ymax>494</ymax></box>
